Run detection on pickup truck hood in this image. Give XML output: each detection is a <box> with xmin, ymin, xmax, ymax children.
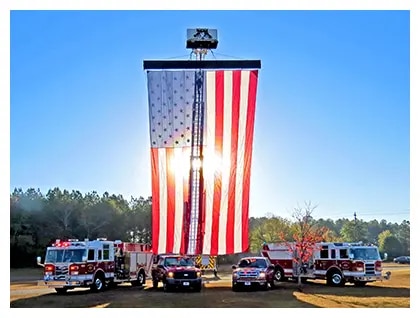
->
<box><xmin>234</xmin><ymin>267</ymin><xmax>266</xmax><ymax>274</ymax></box>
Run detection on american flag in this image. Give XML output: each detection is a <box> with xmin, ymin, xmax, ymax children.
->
<box><xmin>147</xmin><ymin>69</ymin><xmax>259</xmax><ymax>255</ymax></box>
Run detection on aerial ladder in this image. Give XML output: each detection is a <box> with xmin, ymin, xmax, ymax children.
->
<box><xmin>184</xmin><ymin>28</ymin><xmax>218</xmax><ymax>276</ymax></box>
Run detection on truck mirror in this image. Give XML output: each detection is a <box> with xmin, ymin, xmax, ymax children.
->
<box><xmin>36</xmin><ymin>256</ymin><xmax>44</xmax><ymax>267</ymax></box>
<box><xmin>231</xmin><ymin>265</ymin><xmax>236</xmax><ymax>269</ymax></box>
<box><xmin>157</xmin><ymin>264</ymin><xmax>164</xmax><ymax>269</ymax></box>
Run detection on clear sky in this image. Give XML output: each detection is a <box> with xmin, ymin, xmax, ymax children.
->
<box><xmin>7</xmin><ymin>8</ymin><xmax>411</xmax><ymax>225</ymax></box>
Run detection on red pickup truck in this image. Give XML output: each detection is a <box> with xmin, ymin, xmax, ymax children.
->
<box><xmin>231</xmin><ymin>256</ymin><xmax>275</xmax><ymax>291</ymax></box>
<box><xmin>151</xmin><ymin>254</ymin><xmax>202</xmax><ymax>292</ymax></box>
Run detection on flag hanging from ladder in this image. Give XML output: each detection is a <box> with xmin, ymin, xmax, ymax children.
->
<box><xmin>147</xmin><ymin>69</ymin><xmax>259</xmax><ymax>255</ymax></box>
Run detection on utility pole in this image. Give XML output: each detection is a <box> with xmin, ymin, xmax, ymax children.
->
<box><xmin>353</xmin><ymin>212</ymin><xmax>357</xmax><ymax>242</ymax></box>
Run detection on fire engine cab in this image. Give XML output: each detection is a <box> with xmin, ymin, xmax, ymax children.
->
<box><xmin>261</xmin><ymin>242</ymin><xmax>391</xmax><ymax>287</ymax></box>
<box><xmin>36</xmin><ymin>238</ymin><xmax>154</xmax><ymax>294</ymax></box>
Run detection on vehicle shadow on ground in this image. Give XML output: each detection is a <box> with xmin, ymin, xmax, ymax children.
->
<box><xmin>10</xmin><ymin>283</ymin><xmax>318</xmax><ymax>308</ymax></box>
<box><xmin>279</xmin><ymin>281</ymin><xmax>410</xmax><ymax>298</ymax></box>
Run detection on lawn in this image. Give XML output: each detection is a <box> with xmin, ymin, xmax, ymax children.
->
<box><xmin>10</xmin><ymin>264</ymin><xmax>410</xmax><ymax>308</ymax></box>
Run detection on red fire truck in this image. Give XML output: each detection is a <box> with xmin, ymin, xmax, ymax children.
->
<box><xmin>261</xmin><ymin>242</ymin><xmax>391</xmax><ymax>287</ymax></box>
<box><xmin>37</xmin><ymin>238</ymin><xmax>154</xmax><ymax>294</ymax></box>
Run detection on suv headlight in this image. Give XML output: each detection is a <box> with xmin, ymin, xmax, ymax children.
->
<box><xmin>168</xmin><ymin>272</ymin><xmax>174</xmax><ymax>278</ymax></box>
<box><xmin>259</xmin><ymin>272</ymin><xmax>266</xmax><ymax>278</ymax></box>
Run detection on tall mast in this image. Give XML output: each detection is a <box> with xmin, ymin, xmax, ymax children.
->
<box><xmin>185</xmin><ymin>28</ymin><xmax>218</xmax><ymax>255</ymax></box>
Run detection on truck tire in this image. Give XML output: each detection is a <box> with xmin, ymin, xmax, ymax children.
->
<box><xmin>232</xmin><ymin>283</ymin><xmax>239</xmax><ymax>292</ymax></box>
<box><xmin>137</xmin><ymin>271</ymin><xmax>146</xmax><ymax>286</ymax></box>
<box><xmin>131</xmin><ymin>271</ymin><xmax>146</xmax><ymax>287</ymax></box>
<box><xmin>269</xmin><ymin>278</ymin><xmax>276</xmax><ymax>289</ymax></box>
<box><xmin>274</xmin><ymin>267</ymin><xmax>285</xmax><ymax>282</ymax></box>
<box><xmin>55</xmin><ymin>287</ymin><xmax>68</xmax><ymax>294</ymax></box>
<box><xmin>327</xmin><ymin>270</ymin><xmax>345</xmax><ymax>287</ymax></box>
<box><xmin>91</xmin><ymin>273</ymin><xmax>105</xmax><ymax>292</ymax></box>
<box><xmin>163</xmin><ymin>282</ymin><xmax>172</xmax><ymax>292</ymax></box>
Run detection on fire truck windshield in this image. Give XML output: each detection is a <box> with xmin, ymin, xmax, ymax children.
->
<box><xmin>349</xmin><ymin>247</ymin><xmax>380</xmax><ymax>261</ymax></box>
<box><xmin>45</xmin><ymin>249</ymin><xmax>87</xmax><ymax>263</ymax></box>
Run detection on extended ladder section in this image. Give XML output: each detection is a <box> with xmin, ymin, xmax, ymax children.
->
<box><xmin>187</xmin><ymin>65</ymin><xmax>205</xmax><ymax>255</ymax></box>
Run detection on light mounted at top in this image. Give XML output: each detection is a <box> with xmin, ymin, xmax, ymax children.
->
<box><xmin>186</xmin><ymin>28</ymin><xmax>218</xmax><ymax>49</ymax></box>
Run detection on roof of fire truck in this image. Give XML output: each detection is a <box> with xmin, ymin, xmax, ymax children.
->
<box><xmin>48</xmin><ymin>238</ymin><xmax>115</xmax><ymax>249</ymax></box>
<box><xmin>262</xmin><ymin>241</ymin><xmax>378</xmax><ymax>250</ymax></box>
<box><xmin>46</xmin><ymin>238</ymin><xmax>152</xmax><ymax>253</ymax></box>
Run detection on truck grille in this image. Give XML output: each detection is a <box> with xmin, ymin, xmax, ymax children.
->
<box><xmin>238</xmin><ymin>271</ymin><xmax>259</xmax><ymax>279</ymax></box>
<box><xmin>173</xmin><ymin>271</ymin><xmax>197</xmax><ymax>279</ymax></box>
<box><xmin>54</xmin><ymin>265</ymin><xmax>68</xmax><ymax>280</ymax></box>
<box><xmin>365</xmin><ymin>264</ymin><xmax>375</xmax><ymax>275</ymax></box>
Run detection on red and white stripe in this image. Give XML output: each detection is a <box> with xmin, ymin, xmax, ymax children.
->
<box><xmin>151</xmin><ymin>147</ymin><xmax>190</xmax><ymax>254</ymax></box>
<box><xmin>202</xmin><ymin>70</ymin><xmax>258</xmax><ymax>255</ymax></box>
<box><xmin>150</xmin><ymin>70</ymin><xmax>258</xmax><ymax>255</ymax></box>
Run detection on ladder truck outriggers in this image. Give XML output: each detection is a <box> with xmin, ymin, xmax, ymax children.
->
<box><xmin>37</xmin><ymin>238</ymin><xmax>154</xmax><ymax>294</ymax></box>
<box><xmin>261</xmin><ymin>241</ymin><xmax>391</xmax><ymax>287</ymax></box>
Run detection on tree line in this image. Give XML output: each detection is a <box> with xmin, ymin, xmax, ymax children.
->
<box><xmin>10</xmin><ymin>188</ymin><xmax>410</xmax><ymax>267</ymax></box>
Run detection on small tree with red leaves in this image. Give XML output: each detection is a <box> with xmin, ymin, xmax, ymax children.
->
<box><xmin>279</xmin><ymin>201</ymin><xmax>328</xmax><ymax>290</ymax></box>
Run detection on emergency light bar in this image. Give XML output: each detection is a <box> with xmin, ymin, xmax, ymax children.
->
<box><xmin>51</xmin><ymin>238</ymin><xmax>85</xmax><ymax>247</ymax></box>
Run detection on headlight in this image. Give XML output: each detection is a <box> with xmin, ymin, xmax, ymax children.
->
<box><xmin>356</xmin><ymin>267</ymin><xmax>364</xmax><ymax>272</ymax></box>
<box><xmin>233</xmin><ymin>272</ymin><xmax>238</xmax><ymax>278</ymax></box>
<box><xmin>259</xmin><ymin>272</ymin><xmax>266</xmax><ymax>278</ymax></box>
<box><xmin>168</xmin><ymin>272</ymin><xmax>174</xmax><ymax>278</ymax></box>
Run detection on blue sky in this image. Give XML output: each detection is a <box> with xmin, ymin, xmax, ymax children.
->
<box><xmin>8</xmin><ymin>9</ymin><xmax>411</xmax><ymax>224</ymax></box>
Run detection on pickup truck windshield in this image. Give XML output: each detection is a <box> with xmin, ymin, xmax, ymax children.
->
<box><xmin>164</xmin><ymin>257</ymin><xmax>195</xmax><ymax>267</ymax></box>
<box><xmin>238</xmin><ymin>258</ymin><xmax>267</xmax><ymax>268</ymax></box>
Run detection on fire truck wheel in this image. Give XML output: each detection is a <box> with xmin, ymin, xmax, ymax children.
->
<box><xmin>274</xmin><ymin>267</ymin><xmax>285</xmax><ymax>282</ymax></box>
<box><xmin>131</xmin><ymin>271</ymin><xmax>146</xmax><ymax>287</ymax></box>
<box><xmin>91</xmin><ymin>274</ymin><xmax>105</xmax><ymax>292</ymax></box>
<box><xmin>327</xmin><ymin>271</ymin><xmax>344</xmax><ymax>287</ymax></box>
<box><xmin>138</xmin><ymin>271</ymin><xmax>146</xmax><ymax>286</ymax></box>
<box><xmin>55</xmin><ymin>288</ymin><xmax>68</xmax><ymax>294</ymax></box>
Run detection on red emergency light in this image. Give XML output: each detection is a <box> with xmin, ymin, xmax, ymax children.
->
<box><xmin>52</xmin><ymin>239</ymin><xmax>71</xmax><ymax>247</ymax></box>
